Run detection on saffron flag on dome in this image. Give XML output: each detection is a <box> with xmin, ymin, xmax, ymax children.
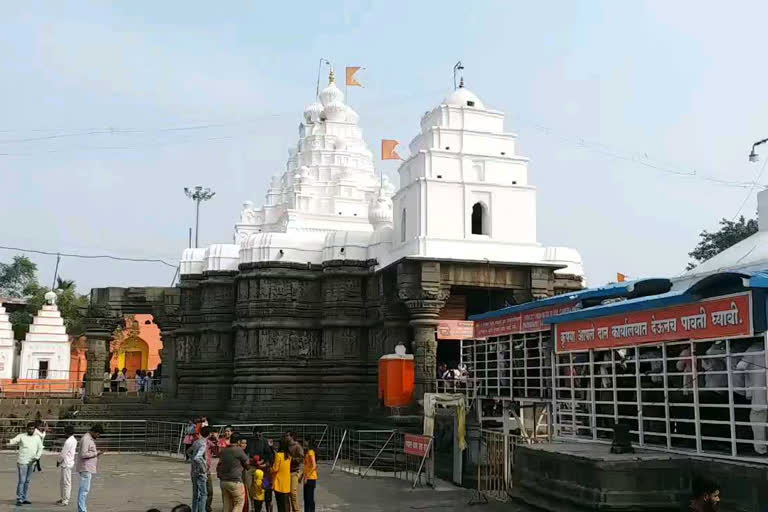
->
<box><xmin>346</xmin><ymin>66</ymin><xmax>363</xmax><ymax>86</ymax></box>
<box><xmin>617</xmin><ymin>272</ymin><xmax>628</xmax><ymax>282</ymax></box>
<box><xmin>381</xmin><ymin>139</ymin><xmax>401</xmax><ymax>160</ymax></box>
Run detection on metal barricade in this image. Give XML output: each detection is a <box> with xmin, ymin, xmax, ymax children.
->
<box><xmin>0</xmin><ymin>418</ymin><xmax>153</xmax><ymax>453</ymax></box>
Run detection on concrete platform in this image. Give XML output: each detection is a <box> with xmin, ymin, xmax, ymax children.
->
<box><xmin>0</xmin><ymin>454</ymin><xmax>532</xmax><ymax>512</ymax></box>
<box><xmin>514</xmin><ymin>441</ymin><xmax>768</xmax><ymax>512</ymax></box>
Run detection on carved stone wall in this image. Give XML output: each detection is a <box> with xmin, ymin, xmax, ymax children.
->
<box><xmin>85</xmin><ymin>258</ymin><xmax>575</xmax><ymax>420</ymax></box>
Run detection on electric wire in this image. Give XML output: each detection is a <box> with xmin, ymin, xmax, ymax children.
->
<box><xmin>0</xmin><ymin>245</ymin><xmax>178</xmax><ymax>269</ymax></box>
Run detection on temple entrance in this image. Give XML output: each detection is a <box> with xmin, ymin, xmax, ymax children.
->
<box><xmin>124</xmin><ymin>351</ymin><xmax>143</xmax><ymax>375</ymax></box>
<box><xmin>37</xmin><ymin>360</ymin><xmax>49</xmax><ymax>380</ymax></box>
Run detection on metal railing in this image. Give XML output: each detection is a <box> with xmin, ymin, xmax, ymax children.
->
<box><xmin>0</xmin><ymin>418</ymin><xmax>435</xmax><ymax>486</ymax></box>
<box><xmin>436</xmin><ymin>378</ymin><xmax>468</xmax><ymax>394</ymax></box>
<box><xmin>0</xmin><ymin>381</ymin><xmax>83</xmax><ymax>398</ymax></box>
<box><xmin>475</xmin><ymin>429</ymin><xmax>525</xmax><ymax>502</ymax></box>
<box><xmin>553</xmin><ymin>335</ymin><xmax>768</xmax><ymax>463</ymax></box>
<box><xmin>0</xmin><ymin>419</ymin><xmax>184</xmax><ymax>454</ymax></box>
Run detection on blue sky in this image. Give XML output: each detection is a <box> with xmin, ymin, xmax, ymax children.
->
<box><xmin>2</xmin><ymin>1</ymin><xmax>768</xmax><ymax>293</ymax></box>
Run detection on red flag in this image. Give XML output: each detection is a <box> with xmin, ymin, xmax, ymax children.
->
<box><xmin>346</xmin><ymin>66</ymin><xmax>362</xmax><ymax>87</ymax></box>
<box><xmin>381</xmin><ymin>139</ymin><xmax>401</xmax><ymax>160</ymax></box>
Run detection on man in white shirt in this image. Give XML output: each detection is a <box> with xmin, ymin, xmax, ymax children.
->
<box><xmin>57</xmin><ymin>425</ymin><xmax>77</xmax><ymax>506</ymax></box>
<box><xmin>9</xmin><ymin>422</ymin><xmax>44</xmax><ymax>506</ymax></box>
<box><xmin>117</xmin><ymin>369</ymin><xmax>127</xmax><ymax>392</ymax></box>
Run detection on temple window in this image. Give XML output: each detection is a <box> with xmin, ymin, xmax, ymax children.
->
<box><xmin>401</xmin><ymin>209</ymin><xmax>407</xmax><ymax>242</ymax></box>
<box><xmin>471</xmin><ymin>202</ymin><xmax>488</xmax><ymax>235</ymax></box>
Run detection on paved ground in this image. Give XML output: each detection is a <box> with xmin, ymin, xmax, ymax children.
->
<box><xmin>0</xmin><ymin>454</ymin><xmax>533</xmax><ymax>512</ymax></box>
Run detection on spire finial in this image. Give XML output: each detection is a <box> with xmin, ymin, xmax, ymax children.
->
<box><xmin>459</xmin><ymin>76</ymin><xmax>464</xmax><ymax>88</ymax></box>
<box><xmin>329</xmin><ymin>66</ymin><xmax>335</xmax><ymax>84</ymax></box>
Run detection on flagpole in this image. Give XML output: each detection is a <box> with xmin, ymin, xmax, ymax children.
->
<box><xmin>316</xmin><ymin>58</ymin><xmax>330</xmax><ymax>98</ymax></box>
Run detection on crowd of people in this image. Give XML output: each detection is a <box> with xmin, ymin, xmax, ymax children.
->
<box><xmin>102</xmin><ymin>366</ymin><xmax>162</xmax><ymax>393</ymax></box>
<box><xmin>6</xmin><ymin>417</ymin><xmax>318</xmax><ymax>512</ymax></box>
<box><xmin>8</xmin><ymin>420</ymin><xmax>105</xmax><ymax>510</ymax></box>
<box><xmin>183</xmin><ymin>417</ymin><xmax>318</xmax><ymax>512</ymax></box>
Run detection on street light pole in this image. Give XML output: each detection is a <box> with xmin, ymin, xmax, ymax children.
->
<box><xmin>749</xmin><ymin>138</ymin><xmax>768</xmax><ymax>162</ymax></box>
<box><xmin>184</xmin><ymin>185</ymin><xmax>216</xmax><ymax>248</ymax></box>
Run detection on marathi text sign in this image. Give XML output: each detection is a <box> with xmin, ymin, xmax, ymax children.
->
<box><xmin>436</xmin><ymin>320</ymin><xmax>474</xmax><ymax>340</ymax></box>
<box><xmin>404</xmin><ymin>433</ymin><xmax>431</xmax><ymax>457</ymax></box>
<box><xmin>555</xmin><ymin>292</ymin><xmax>753</xmax><ymax>353</ymax></box>
<box><xmin>474</xmin><ymin>301</ymin><xmax>579</xmax><ymax>338</ymax></box>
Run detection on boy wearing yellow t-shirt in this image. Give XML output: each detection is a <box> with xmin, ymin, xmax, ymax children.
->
<box><xmin>250</xmin><ymin>468</ymin><xmax>265</xmax><ymax>511</ymax></box>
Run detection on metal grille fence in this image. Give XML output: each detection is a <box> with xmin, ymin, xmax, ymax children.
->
<box><xmin>0</xmin><ymin>419</ymin><xmax>175</xmax><ymax>454</ymax></box>
<box><xmin>553</xmin><ymin>334</ymin><xmax>768</xmax><ymax>463</ymax></box>
<box><xmin>0</xmin><ymin>419</ymin><xmax>434</xmax><ymax>485</ymax></box>
<box><xmin>475</xmin><ymin>429</ymin><xmax>524</xmax><ymax>502</ymax></box>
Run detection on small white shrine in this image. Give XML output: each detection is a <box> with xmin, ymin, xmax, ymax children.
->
<box><xmin>181</xmin><ymin>68</ymin><xmax>584</xmax><ymax>281</ymax></box>
<box><xmin>18</xmin><ymin>291</ymin><xmax>70</xmax><ymax>380</ymax></box>
<box><xmin>0</xmin><ymin>303</ymin><xmax>15</xmax><ymax>380</ymax></box>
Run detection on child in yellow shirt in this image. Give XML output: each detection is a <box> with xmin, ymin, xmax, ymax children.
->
<box><xmin>250</xmin><ymin>468</ymin><xmax>265</xmax><ymax>511</ymax></box>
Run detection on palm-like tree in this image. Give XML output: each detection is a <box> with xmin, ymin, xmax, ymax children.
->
<box><xmin>56</xmin><ymin>277</ymin><xmax>75</xmax><ymax>292</ymax></box>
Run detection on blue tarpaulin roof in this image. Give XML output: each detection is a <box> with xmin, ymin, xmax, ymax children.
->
<box><xmin>469</xmin><ymin>278</ymin><xmax>671</xmax><ymax>321</ymax></box>
<box><xmin>545</xmin><ymin>269</ymin><xmax>768</xmax><ymax>325</ymax></box>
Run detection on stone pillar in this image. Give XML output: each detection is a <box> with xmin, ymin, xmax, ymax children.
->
<box><xmin>83</xmin><ymin>317</ymin><xmax>116</xmax><ymax>398</ymax></box>
<box><xmin>158</xmin><ymin>332</ymin><xmax>177</xmax><ymax>398</ymax></box>
<box><xmin>403</xmin><ymin>299</ymin><xmax>444</xmax><ymax>399</ymax></box>
<box><xmin>397</xmin><ymin>260</ymin><xmax>449</xmax><ymax>402</ymax></box>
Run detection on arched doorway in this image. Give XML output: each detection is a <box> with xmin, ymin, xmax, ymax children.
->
<box><xmin>112</xmin><ymin>336</ymin><xmax>149</xmax><ymax>375</ymax></box>
<box><xmin>471</xmin><ymin>202</ymin><xmax>488</xmax><ymax>235</ymax></box>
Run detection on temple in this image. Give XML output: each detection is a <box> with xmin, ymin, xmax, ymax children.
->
<box><xmin>0</xmin><ymin>303</ymin><xmax>14</xmax><ymax>380</ymax></box>
<box><xmin>82</xmin><ymin>67</ymin><xmax>585</xmax><ymax>420</ymax></box>
<box><xmin>18</xmin><ymin>292</ymin><xmax>70</xmax><ymax>380</ymax></box>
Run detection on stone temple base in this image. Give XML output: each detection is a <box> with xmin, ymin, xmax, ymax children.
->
<box><xmin>514</xmin><ymin>442</ymin><xmax>768</xmax><ymax>512</ymax></box>
<box><xmin>514</xmin><ymin>442</ymin><xmax>688</xmax><ymax>511</ymax></box>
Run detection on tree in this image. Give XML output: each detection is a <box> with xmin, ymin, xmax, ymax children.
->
<box><xmin>55</xmin><ymin>277</ymin><xmax>75</xmax><ymax>291</ymax></box>
<box><xmin>0</xmin><ymin>255</ymin><xmax>89</xmax><ymax>339</ymax></box>
<box><xmin>0</xmin><ymin>256</ymin><xmax>38</xmax><ymax>298</ymax></box>
<box><xmin>687</xmin><ymin>216</ymin><xmax>758</xmax><ymax>270</ymax></box>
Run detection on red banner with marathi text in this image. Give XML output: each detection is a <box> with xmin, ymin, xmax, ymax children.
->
<box><xmin>555</xmin><ymin>292</ymin><xmax>753</xmax><ymax>353</ymax></box>
<box><xmin>404</xmin><ymin>433</ymin><xmax>431</xmax><ymax>457</ymax></box>
<box><xmin>474</xmin><ymin>301</ymin><xmax>579</xmax><ymax>338</ymax></box>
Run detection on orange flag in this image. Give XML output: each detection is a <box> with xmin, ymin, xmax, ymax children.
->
<box><xmin>617</xmin><ymin>272</ymin><xmax>627</xmax><ymax>283</ymax></box>
<box><xmin>346</xmin><ymin>66</ymin><xmax>362</xmax><ymax>87</ymax></box>
<box><xmin>381</xmin><ymin>139</ymin><xmax>401</xmax><ymax>160</ymax></box>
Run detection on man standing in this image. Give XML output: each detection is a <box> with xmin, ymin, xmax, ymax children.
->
<box><xmin>77</xmin><ymin>424</ymin><xmax>105</xmax><ymax>512</ymax></box>
<box><xmin>286</xmin><ymin>432</ymin><xmax>304</xmax><ymax>512</ymax></box>
<box><xmin>205</xmin><ymin>429</ymin><xmax>220</xmax><ymax>512</ymax></box>
<box><xmin>217</xmin><ymin>433</ymin><xmax>250</xmax><ymax>512</ymax></box>
<box><xmin>188</xmin><ymin>426</ymin><xmax>209</xmax><ymax>512</ymax></box>
<box><xmin>57</xmin><ymin>425</ymin><xmax>77</xmax><ymax>506</ymax></box>
<box><xmin>9</xmin><ymin>422</ymin><xmax>44</xmax><ymax>506</ymax></box>
<box><xmin>247</xmin><ymin>430</ymin><xmax>273</xmax><ymax>466</ymax></box>
<box><xmin>118</xmin><ymin>368</ymin><xmax>127</xmax><ymax>392</ymax></box>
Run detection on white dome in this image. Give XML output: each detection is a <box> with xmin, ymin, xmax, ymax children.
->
<box><xmin>205</xmin><ymin>244</ymin><xmax>240</xmax><ymax>272</ymax></box>
<box><xmin>303</xmin><ymin>102</ymin><xmax>323</xmax><ymax>123</ymax></box>
<box><xmin>322</xmin><ymin>100</ymin><xmax>346</xmax><ymax>121</ymax></box>
<box><xmin>344</xmin><ymin>104</ymin><xmax>360</xmax><ymax>123</ymax></box>
<box><xmin>323</xmin><ymin>231</ymin><xmax>371</xmax><ymax>261</ymax></box>
<box><xmin>442</xmin><ymin>87</ymin><xmax>484</xmax><ymax>109</ymax></box>
<box><xmin>180</xmin><ymin>247</ymin><xmax>207</xmax><ymax>275</ymax></box>
<box><xmin>241</xmin><ymin>232</ymin><xmax>326</xmax><ymax>265</ymax></box>
<box><xmin>44</xmin><ymin>291</ymin><xmax>57</xmax><ymax>305</ymax></box>
<box><xmin>319</xmin><ymin>81</ymin><xmax>344</xmax><ymax>107</ymax></box>
<box><xmin>369</xmin><ymin>190</ymin><xmax>393</xmax><ymax>228</ymax></box>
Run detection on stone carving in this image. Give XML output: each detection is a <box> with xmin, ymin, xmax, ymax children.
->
<box><xmin>240</xmin><ymin>201</ymin><xmax>257</xmax><ymax>224</ymax></box>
